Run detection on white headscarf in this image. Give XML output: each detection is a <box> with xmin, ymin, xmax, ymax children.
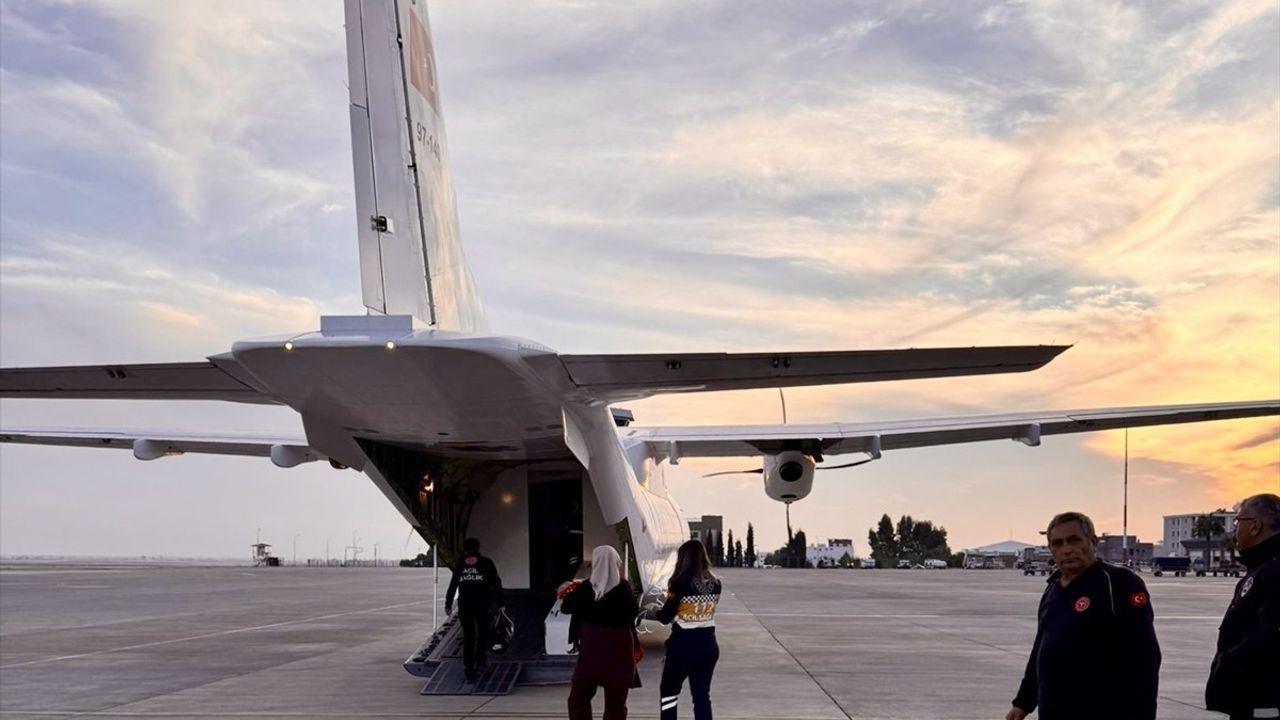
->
<box><xmin>590</xmin><ymin>545</ymin><xmax>623</xmax><ymax>600</ymax></box>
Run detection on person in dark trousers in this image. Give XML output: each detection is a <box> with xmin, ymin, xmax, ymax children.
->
<box><xmin>1006</xmin><ymin>511</ymin><xmax>1161</xmax><ymax>720</ymax></box>
<box><xmin>444</xmin><ymin>536</ymin><xmax>503</xmax><ymax>683</ymax></box>
<box><xmin>1206</xmin><ymin>493</ymin><xmax>1280</xmax><ymax>720</ymax></box>
<box><xmin>561</xmin><ymin>545</ymin><xmax>640</xmax><ymax>720</ymax></box>
<box><xmin>654</xmin><ymin>539</ymin><xmax>722</xmax><ymax>720</ymax></box>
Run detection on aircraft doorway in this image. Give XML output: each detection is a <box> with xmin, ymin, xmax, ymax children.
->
<box><xmin>528</xmin><ymin>473</ymin><xmax>584</xmax><ymax>591</ymax></box>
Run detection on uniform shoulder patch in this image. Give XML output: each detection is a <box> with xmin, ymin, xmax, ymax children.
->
<box><xmin>1129</xmin><ymin>591</ymin><xmax>1149</xmax><ymax>608</ymax></box>
<box><xmin>1074</xmin><ymin>596</ymin><xmax>1091</xmax><ymax>612</ymax></box>
<box><xmin>1241</xmin><ymin>576</ymin><xmax>1255</xmax><ymax>597</ymax></box>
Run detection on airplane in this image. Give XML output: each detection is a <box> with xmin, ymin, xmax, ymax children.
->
<box><xmin>1</xmin><ymin>0</ymin><xmax>1276</xmax><ymax>690</ymax></box>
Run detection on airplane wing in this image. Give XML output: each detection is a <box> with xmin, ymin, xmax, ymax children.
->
<box><xmin>4</xmin><ymin>346</ymin><xmax>1068</xmax><ymax>405</ymax></box>
<box><xmin>0</xmin><ymin>356</ymin><xmax>277</xmax><ymax>404</ymax></box>
<box><xmin>554</xmin><ymin>345</ymin><xmax>1070</xmax><ymax>402</ymax></box>
<box><xmin>0</xmin><ymin>428</ymin><xmax>323</xmax><ymax>467</ymax></box>
<box><xmin>623</xmin><ymin>400</ymin><xmax>1280</xmax><ymax>460</ymax></box>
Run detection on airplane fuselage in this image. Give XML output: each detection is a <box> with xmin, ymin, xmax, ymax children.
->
<box><xmin>225</xmin><ymin>314</ymin><xmax>687</xmax><ymax>601</ymax></box>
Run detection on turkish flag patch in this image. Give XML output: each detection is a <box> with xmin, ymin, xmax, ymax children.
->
<box><xmin>1074</xmin><ymin>596</ymin><xmax>1091</xmax><ymax>612</ymax></box>
<box><xmin>1129</xmin><ymin>591</ymin><xmax>1149</xmax><ymax>608</ymax></box>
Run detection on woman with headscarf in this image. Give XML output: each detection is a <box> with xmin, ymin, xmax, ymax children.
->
<box><xmin>653</xmin><ymin>539</ymin><xmax>721</xmax><ymax>720</ymax></box>
<box><xmin>561</xmin><ymin>544</ymin><xmax>641</xmax><ymax>720</ymax></box>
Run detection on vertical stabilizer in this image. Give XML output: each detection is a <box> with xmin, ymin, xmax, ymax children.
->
<box><xmin>345</xmin><ymin>0</ymin><xmax>487</xmax><ymax>332</ymax></box>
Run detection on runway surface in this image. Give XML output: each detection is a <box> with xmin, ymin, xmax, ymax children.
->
<box><xmin>0</xmin><ymin>564</ymin><xmax>1237</xmax><ymax>719</ymax></box>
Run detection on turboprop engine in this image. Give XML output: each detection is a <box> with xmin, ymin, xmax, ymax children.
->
<box><xmin>762</xmin><ymin>450</ymin><xmax>815</xmax><ymax>504</ymax></box>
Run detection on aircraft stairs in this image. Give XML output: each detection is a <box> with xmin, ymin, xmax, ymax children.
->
<box><xmin>404</xmin><ymin>590</ymin><xmax>576</xmax><ymax>695</ymax></box>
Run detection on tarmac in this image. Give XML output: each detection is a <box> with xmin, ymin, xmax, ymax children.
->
<box><xmin>0</xmin><ymin>563</ymin><xmax>1240</xmax><ymax>719</ymax></box>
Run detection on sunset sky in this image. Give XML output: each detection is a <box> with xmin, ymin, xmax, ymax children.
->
<box><xmin>1</xmin><ymin>0</ymin><xmax>1276</xmax><ymax>561</ymax></box>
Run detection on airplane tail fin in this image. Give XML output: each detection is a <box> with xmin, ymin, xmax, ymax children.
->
<box><xmin>344</xmin><ymin>0</ymin><xmax>487</xmax><ymax>332</ymax></box>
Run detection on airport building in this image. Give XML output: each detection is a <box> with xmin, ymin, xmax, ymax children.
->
<box><xmin>1096</xmin><ymin>534</ymin><xmax>1154</xmax><ymax>565</ymax></box>
<box><xmin>962</xmin><ymin>540</ymin><xmax>1036</xmax><ymax>569</ymax></box>
<box><xmin>688</xmin><ymin>515</ymin><xmax>723</xmax><ymax>552</ymax></box>
<box><xmin>1162</xmin><ymin>510</ymin><xmax>1235</xmax><ymax>557</ymax></box>
<box><xmin>807</xmin><ymin>538</ymin><xmax>855</xmax><ymax>567</ymax></box>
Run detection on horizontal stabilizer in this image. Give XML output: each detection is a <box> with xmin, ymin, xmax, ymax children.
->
<box><xmin>0</xmin><ymin>428</ymin><xmax>322</xmax><ymax>467</ymax></box>
<box><xmin>557</xmin><ymin>345</ymin><xmax>1070</xmax><ymax>402</ymax></box>
<box><xmin>0</xmin><ymin>360</ymin><xmax>276</xmax><ymax>404</ymax></box>
<box><xmin>626</xmin><ymin>400</ymin><xmax>1280</xmax><ymax>459</ymax></box>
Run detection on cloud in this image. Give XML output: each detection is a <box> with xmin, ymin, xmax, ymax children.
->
<box><xmin>1139</xmin><ymin>474</ymin><xmax>1178</xmax><ymax>488</ymax></box>
<box><xmin>1234</xmin><ymin>427</ymin><xmax>1280</xmax><ymax>451</ymax></box>
<box><xmin>0</xmin><ymin>231</ymin><xmax>320</xmax><ymax>364</ymax></box>
<box><xmin>1</xmin><ymin>0</ymin><xmax>1276</xmax><ymax>555</ymax></box>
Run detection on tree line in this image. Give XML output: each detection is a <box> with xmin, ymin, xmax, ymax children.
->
<box><xmin>701</xmin><ymin>523</ymin><xmax>758</xmax><ymax>567</ymax></box>
<box><xmin>699</xmin><ymin>513</ymin><xmax>958</xmax><ymax>569</ymax></box>
<box><xmin>867</xmin><ymin>514</ymin><xmax>958</xmax><ymax>567</ymax></box>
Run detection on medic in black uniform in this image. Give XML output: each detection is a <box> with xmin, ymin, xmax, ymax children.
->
<box><xmin>445</xmin><ymin>536</ymin><xmax>504</xmax><ymax>682</ymax></box>
<box><xmin>1006</xmin><ymin>511</ymin><xmax>1161</xmax><ymax>720</ymax></box>
<box><xmin>653</xmin><ymin>539</ymin><xmax>722</xmax><ymax>720</ymax></box>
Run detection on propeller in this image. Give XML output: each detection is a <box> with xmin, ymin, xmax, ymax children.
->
<box><xmin>703</xmin><ymin>468</ymin><xmax>763</xmax><ymax>477</ymax></box>
<box><xmin>702</xmin><ymin>451</ymin><xmax>879</xmax><ymax>477</ymax></box>
<box><xmin>816</xmin><ymin>455</ymin><xmax>879</xmax><ymax>470</ymax></box>
<box><xmin>702</xmin><ymin>391</ymin><xmax>786</xmax><ymax>477</ymax></box>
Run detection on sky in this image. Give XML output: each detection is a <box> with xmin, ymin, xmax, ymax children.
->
<box><xmin>0</xmin><ymin>0</ymin><xmax>1277</xmax><ymax>561</ymax></box>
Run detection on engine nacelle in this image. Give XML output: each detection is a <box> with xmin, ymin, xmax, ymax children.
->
<box><xmin>763</xmin><ymin>451</ymin><xmax>815</xmax><ymax>504</ymax></box>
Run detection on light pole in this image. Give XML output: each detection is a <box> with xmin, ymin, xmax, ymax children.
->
<box><xmin>1123</xmin><ymin>429</ymin><xmax>1129</xmax><ymax>562</ymax></box>
<box><xmin>326</xmin><ymin>537</ymin><xmax>331</xmax><ymax>567</ymax></box>
<box><xmin>293</xmin><ymin>533</ymin><xmax>301</xmax><ymax>566</ymax></box>
<box><xmin>374</xmin><ymin>543</ymin><xmax>381</xmax><ymax>567</ymax></box>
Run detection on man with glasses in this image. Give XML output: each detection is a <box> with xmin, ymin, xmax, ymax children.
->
<box><xmin>1006</xmin><ymin>511</ymin><xmax>1161</xmax><ymax>720</ymax></box>
<box><xmin>1207</xmin><ymin>493</ymin><xmax>1280</xmax><ymax>720</ymax></box>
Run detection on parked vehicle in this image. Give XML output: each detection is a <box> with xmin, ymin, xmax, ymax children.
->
<box><xmin>1198</xmin><ymin>559</ymin><xmax>1244</xmax><ymax>577</ymax></box>
<box><xmin>1023</xmin><ymin>561</ymin><xmax>1051</xmax><ymax>576</ymax></box>
<box><xmin>922</xmin><ymin>559</ymin><xmax>947</xmax><ymax>569</ymax></box>
<box><xmin>860</xmin><ymin>558</ymin><xmax>876</xmax><ymax>569</ymax></box>
<box><xmin>1152</xmin><ymin>556</ymin><xmax>1191</xmax><ymax>577</ymax></box>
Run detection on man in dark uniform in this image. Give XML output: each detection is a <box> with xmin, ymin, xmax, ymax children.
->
<box><xmin>445</xmin><ymin>536</ymin><xmax>504</xmax><ymax>682</ymax></box>
<box><xmin>1006</xmin><ymin>511</ymin><xmax>1161</xmax><ymax>720</ymax></box>
<box><xmin>1207</xmin><ymin>493</ymin><xmax>1280</xmax><ymax>719</ymax></box>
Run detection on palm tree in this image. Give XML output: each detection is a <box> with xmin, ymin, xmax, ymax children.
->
<box><xmin>1191</xmin><ymin>514</ymin><xmax>1226</xmax><ymax>574</ymax></box>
